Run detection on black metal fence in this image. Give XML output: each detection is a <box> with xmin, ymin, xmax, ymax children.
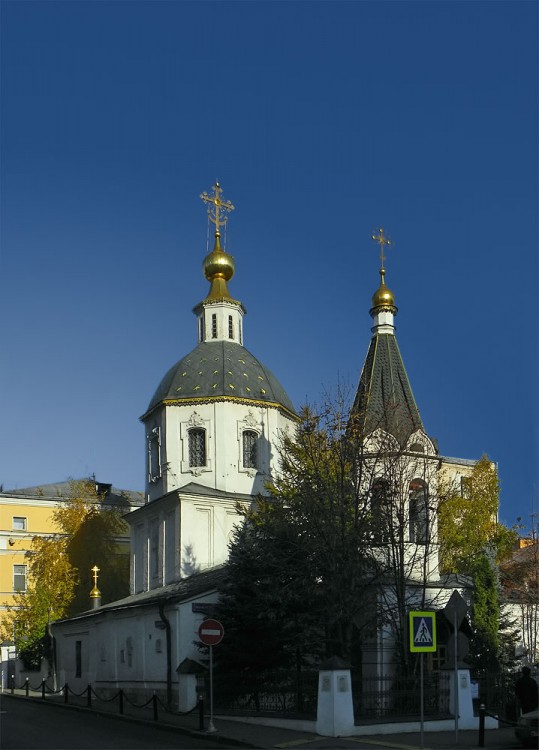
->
<box><xmin>353</xmin><ymin>671</ymin><xmax>451</xmax><ymax>720</ymax></box>
<box><xmin>473</xmin><ymin>671</ymin><xmax>518</xmax><ymax>722</ymax></box>
<box><xmin>211</xmin><ymin>669</ymin><xmax>319</xmax><ymax>716</ymax></box>
<box><xmin>210</xmin><ymin>668</ymin><xmax>452</xmax><ymax>721</ymax></box>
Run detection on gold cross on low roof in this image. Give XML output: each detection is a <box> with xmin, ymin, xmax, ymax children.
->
<box><xmin>372</xmin><ymin>227</ymin><xmax>392</xmax><ymax>270</ymax></box>
<box><xmin>200</xmin><ymin>181</ymin><xmax>235</xmax><ymax>235</ymax></box>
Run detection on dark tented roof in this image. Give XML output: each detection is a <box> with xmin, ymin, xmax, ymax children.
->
<box><xmin>351</xmin><ymin>333</ymin><xmax>423</xmax><ymax>444</ymax></box>
<box><xmin>143</xmin><ymin>340</ymin><xmax>296</xmax><ymax>418</ymax></box>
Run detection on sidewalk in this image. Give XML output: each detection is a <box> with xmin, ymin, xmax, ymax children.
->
<box><xmin>2</xmin><ymin>689</ymin><xmax>520</xmax><ymax>749</ymax></box>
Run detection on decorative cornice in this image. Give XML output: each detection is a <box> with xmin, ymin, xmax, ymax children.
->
<box><xmin>140</xmin><ymin>394</ymin><xmax>299</xmax><ymax>424</ymax></box>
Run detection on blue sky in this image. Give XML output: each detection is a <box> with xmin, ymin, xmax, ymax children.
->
<box><xmin>1</xmin><ymin>1</ymin><xmax>537</xmax><ymax>530</ymax></box>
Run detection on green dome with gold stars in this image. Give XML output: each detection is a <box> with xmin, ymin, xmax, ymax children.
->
<box><xmin>143</xmin><ymin>341</ymin><xmax>296</xmax><ymax>419</ymax></box>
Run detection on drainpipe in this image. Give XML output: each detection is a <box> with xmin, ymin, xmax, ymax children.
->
<box><xmin>158</xmin><ymin>600</ymin><xmax>172</xmax><ymax>709</ymax></box>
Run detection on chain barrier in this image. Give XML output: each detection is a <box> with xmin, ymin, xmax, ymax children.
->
<box><xmin>9</xmin><ymin>677</ymin><xmax>202</xmax><ymax>723</ymax></box>
<box><xmin>484</xmin><ymin>707</ymin><xmax>518</xmax><ymax>727</ymax></box>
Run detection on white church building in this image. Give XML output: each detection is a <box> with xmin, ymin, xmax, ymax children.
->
<box><xmin>51</xmin><ymin>185</ymin><xmax>477</xmax><ymax>709</ymax></box>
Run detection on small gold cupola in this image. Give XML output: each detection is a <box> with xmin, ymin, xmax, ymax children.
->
<box><xmin>90</xmin><ymin>565</ymin><xmax>101</xmax><ymax>609</ymax></box>
<box><xmin>200</xmin><ymin>182</ymin><xmax>236</xmax><ymax>302</ymax></box>
<box><xmin>370</xmin><ymin>228</ymin><xmax>398</xmax><ymax>317</ymax></box>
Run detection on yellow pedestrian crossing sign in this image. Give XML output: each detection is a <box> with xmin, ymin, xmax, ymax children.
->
<box><xmin>409</xmin><ymin>611</ymin><xmax>436</xmax><ymax>652</ymax></box>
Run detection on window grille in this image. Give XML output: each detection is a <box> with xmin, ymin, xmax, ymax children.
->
<box><xmin>243</xmin><ymin>430</ymin><xmax>258</xmax><ymax>469</ymax></box>
<box><xmin>228</xmin><ymin>315</ymin><xmax>234</xmax><ymax>339</ymax></box>
<box><xmin>212</xmin><ymin>314</ymin><xmax>217</xmax><ymax>338</ymax></box>
<box><xmin>189</xmin><ymin>428</ymin><xmax>207</xmax><ymax>467</ymax></box>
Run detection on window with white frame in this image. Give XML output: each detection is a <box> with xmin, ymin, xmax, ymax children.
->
<box><xmin>181</xmin><ymin>412</ymin><xmax>212</xmax><ymax>475</ymax></box>
<box><xmin>13</xmin><ymin>564</ymin><xmax>27</xmax><ymax>592</ymax></box>
<box><xmin>12</xmin><ymin>517</ymin><xmax>27</xmax><ymax>531</ymax></box>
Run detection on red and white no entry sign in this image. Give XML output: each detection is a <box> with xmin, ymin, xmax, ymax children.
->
<box><xmin>198</xmin><ymin>618</ymin><xmax>224</xmax><ymax>646</ymax></box>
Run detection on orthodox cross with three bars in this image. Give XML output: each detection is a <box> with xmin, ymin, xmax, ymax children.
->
<box><xmin>200</xmin><ymin>181</ymin><xmax>235</xmax><ymax>235</ymax></box>
<box><xmin>372</xmin><ymin>227</ymin><xmax>392</xmax><ymax>270</ymax></box>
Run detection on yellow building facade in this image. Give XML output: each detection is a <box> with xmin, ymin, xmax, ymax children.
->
<box><xmin>0</xmin><ymin>480</ymin><xmax>143</xmax><ymax>621</ymax></box>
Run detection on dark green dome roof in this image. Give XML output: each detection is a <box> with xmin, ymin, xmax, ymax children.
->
<box><xmin>143</xmin><ymin>341</ymin><xmax>296</xmax><ymax>418</ymax></box>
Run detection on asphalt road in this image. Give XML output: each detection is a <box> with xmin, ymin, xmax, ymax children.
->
<box><xmin>0</xmin><ymin>695</ymin><xmax>238</xmax><ymax>750</ymax></box>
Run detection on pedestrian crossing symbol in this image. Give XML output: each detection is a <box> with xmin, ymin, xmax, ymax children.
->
<box><xmin>409</xmin><ymin>611</ymin><xmax>437</xmax><ymax>652</ymax></box>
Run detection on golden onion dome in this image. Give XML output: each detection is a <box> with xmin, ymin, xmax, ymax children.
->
<box><xmin>202</xmin><ymin>232</ymin><xmax>237</xmax><ymax>301</ymax></box>
<box><xmin>370</xmin><ymin>269</ymin><xmax>397</xmax><ymax>313</ymax></box>
<box><xmin>203</xmin><ymin>233</ymin><xmax>235</xmax><ymax>283</ymax></box>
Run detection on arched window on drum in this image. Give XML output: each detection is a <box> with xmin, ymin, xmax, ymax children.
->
<box><xmin>370</xmin><ymin>478</ymin><xmax>391</xmax><ymax>543</ymax></box>
<box><xmin>188</xmin><ymin>428</ymin><xmax>207</xmax><ymax>468</ymax></box>
<box><xmin>409</xmin><ymin>479</ymin><xmax>429</xmax><ymax>543</ymax></box>
<box><xmin>242</xmin><ymin>430</ymin><xmax>258</xmax><ymax>470</ymax></box>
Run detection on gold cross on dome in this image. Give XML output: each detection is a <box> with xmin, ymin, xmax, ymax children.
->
<box><xmin>200</xmin><ymin>181</ymin><xmax>235</xmax><ymax>235</ymax></box>
<box><xmin>91</xmin><ymin>565</ymin><xmax>100</xmax><ymax>586</ymax></box>
<box><xmin>372</xmin><ymin>227</ymin><xmax>392</xmax><ymax>270</ymax></box>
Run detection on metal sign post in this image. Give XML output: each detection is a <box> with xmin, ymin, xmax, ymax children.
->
<box><xmin>442</xmin><ymin>590</ymin><xmax>469</xmax><ymax>744</ymax></box>
<box><xmin>409</xmin><ymin>611</ymin><xmax>437</xmax><ymax>750</ymax></box>
<box><xmin>198</xmin><ymin>619</ymin><xmax>224</xmax><ymax>734</ymax></box>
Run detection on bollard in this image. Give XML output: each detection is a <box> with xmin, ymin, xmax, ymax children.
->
<box><xmin>87</xmin><ymin>684</ymin><xmax>92</xmax><ymax>708</ymax></box>
<box><xmin>41</xmin><ymin>679</ymin><xmax>46</xmax><ymax>700</ymax></box>
<box><xmin>478</xmin><ymin>703</ymin><xmax>485</xmax><ymax>747</ymax></box>
<box><xmin>25</xmin><ymin>678</ymin><xmax>29</xmax><ymax>698</ymax></box>
<box><xmin>10</xmin><ymin>675</ymin><xmax>14</xmax><ymax>695</ymax></box>
<box><xmin>119</xmin><ymin>689</ymin><xmax>124</xmax><ymax>715</ymax></box>
<box><xmin>198</xmin><ymin>696</ymin><xmax>204</xmax><ymax>731</ymax></box>
<box><xmin>64</xmin><ymin>683</ymin><xmax>69</xmax><ymax>704</ymax></box>
<box><xmin>152</xmin><ymin>692</ymin><xmax>158</xmax><ymax>721</ymax></box>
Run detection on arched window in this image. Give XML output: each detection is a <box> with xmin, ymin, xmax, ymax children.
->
<box><xmin>148</xmin><ymin>427</ymin><xmax>160</xmax><ymax>482</ymax></box>
<box><xmin>409</xmin><ymin>479</ymin><xmax>429</xmax><ymax>543</ymax></box>
<box><xmin>370</xmin><ymin>479</ymin><xmax>390</xmax><ymax>543</ymax></box>
<box><xmin>188</xmin><ymin>428</ymin><xmax>206</xmax><ymax>467</ymax></box>
<box><xmin>242</xmin><ymin>430</ymin><xmax>258</xmax><ymax>470</ymax></box>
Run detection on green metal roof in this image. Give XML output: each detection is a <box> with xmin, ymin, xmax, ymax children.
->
<box><xmin>143</xmin><ymin>340</ymin><xmax>296</xmax><ymax>419</ymax></box>
<box><xmin>351</xmin><ymin>333</ymin><xmax>423</xmax><ymax>444</ymax></box>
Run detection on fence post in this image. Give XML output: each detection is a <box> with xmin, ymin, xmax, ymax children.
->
<box><xmin>198</xmin><ymin>696</ymin><xmax>204</xmax><ymax>731</ymax></box>
<box><xmin>119</xmin><ymin>689</ymin><xmax>124</xmax><ymax>715</ymax></box>
<box><xmin>64</xmin><ymin>683</ymin><xmax>68</xmax><ymax>704</ymax></box>
<box><xmin>478</xmin><ymin>703</ymin><xmax>485</xmax><ymax>748</ymax></box>
<box><xmin>25</xmin><ymin>677</ymin><xmax>29</xmax><ymax>697</ymax></box>
<box><xmin>87</xmin><ymin>684</ymin><xmax>92</xmax><ymax>708</ymax></box>
<box><xmin>152</xmin><ymin>692</ymin><xmax>158</xmax><ymax>721</ymax></box>
<box><xmin>41</xmin><ymin>679</ymin><xmax>46</xmax><ymax>700</ymax></box>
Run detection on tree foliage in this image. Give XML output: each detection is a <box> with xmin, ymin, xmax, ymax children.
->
<box><xmin>500</xmin><ymin>540</ymin><xmax>539</xmax><ymax>664</ymax></box>
<box><xmin>0</xmin><ymin>537</ymin><xmax>76</xmax><ymax>669</ymax></box>
<box><xmin>438</xmin><ymin>456</ymin><xmax>516</xmax><ymax>575</ymax></box>
<box><xmin>215</xmin><ymin>395</ymin><xmax>441</xmax><ymax>676</ymax></box>
<box><xmin>215</xmin><ymin>402</ymin><xmax>380</xmax><ymax>673</ymax></box>
<box><xmin>55</xmin><ymin>481</ymin><xmax>129</xmax><ymax>614</ymax></box>
<box><xmin>438</xmin><ymin>458</ymin><xmax>520</xmax><ymax>672</ymax></box>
